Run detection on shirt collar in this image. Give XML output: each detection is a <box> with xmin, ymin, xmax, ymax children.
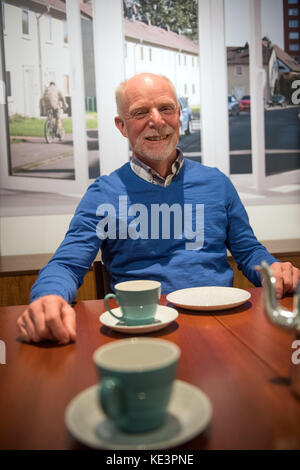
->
<box><xmin>130</xmin><ymin>149</ymin><xmax>184</xmax><ymax>187</ymax></box>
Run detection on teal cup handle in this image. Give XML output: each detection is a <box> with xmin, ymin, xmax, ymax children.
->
<box><xmin>99</xmin><ymin>377</ymin><xmax>125</xmax><ymax>420</ymax></box>
<box><xmin>104</xmin><ymin>293</ymin><xmax>124</xmax><ymax>321</ymax></box>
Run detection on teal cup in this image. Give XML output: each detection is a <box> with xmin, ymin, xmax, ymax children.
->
<box><xmin>104</xmin><ymin>280</ymin><xmax>161</xmax><ymax>326</ymax></box>
<box><xmin>93</xmin><ymin>338</ymin><xmax>180</xmax><ymax>433</ymax></box>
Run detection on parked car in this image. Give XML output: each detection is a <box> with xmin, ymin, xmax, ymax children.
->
<box><xmin>239</xmin><ymin>95</ymin><xmax>251</xmax><ymax>111</ymax></box>
<box><xmin>268</xmin><ymin>94</ymin><xmax>286</xmax><ymax>107</ymax></box>
<box><xmin>179</xmin><ymin>96</ymin><xmax>193</xmax><ymax>135</ymax></box>
<box><xmin>228</xmin><ymin>95</ymin><xmax>240</xmax><ymax>116</ymax></box>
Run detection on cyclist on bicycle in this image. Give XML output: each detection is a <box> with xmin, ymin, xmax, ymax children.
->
<box><xmin>42</xmin><ymin>82</ymin><xmax>68</xmax><ymax>136</ymax></box>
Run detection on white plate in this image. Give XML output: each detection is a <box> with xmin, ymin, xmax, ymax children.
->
<box><xmin>167</xmin><ymin>286</ymin><xmax>251</xmax><ymax>311</ymax></box>
<box><xmin>65</xmin><ymin>380</ymin><xmax>212</xmax><ymax>450</ymax></box>
<box><xmin>99</xmin><ymin>305</ymin><xmax>178</xmax><ymax>334</ymax></box>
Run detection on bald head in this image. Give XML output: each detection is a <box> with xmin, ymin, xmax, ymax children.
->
<box><xmin>115</xmin><ymin>73</ymin><xmax>178</xmax><ymax>118</ymax></box>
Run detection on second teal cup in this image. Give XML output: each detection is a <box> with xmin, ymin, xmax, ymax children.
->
<box><xmin>93</xmin><ymin>337</ymin><xmax>180</xmax><ymax>433</ymax></box>
<box><xmin>104</xmin><ymin>280</ymin><xmax>161</xmax><ymax>326</ymax></box>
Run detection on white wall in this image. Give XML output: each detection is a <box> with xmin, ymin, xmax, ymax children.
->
<box><xmin>0</xmin><ymin>214</ymin><xmax>73</xmax><ymax>255</ymax></box>
<box><xmin>1</xmin><ymin>204</ymin><xmax>299</xmax><ymax>256</ymax></box>
<box><xmin>4</xmin><ymin>3</ymin><xmax>70</xmax><ymax>117</ymax></box>
<box><xmin>125</xmin><ymin>41</ymin><xmax>200</xmax><ymax>105</ymax></box>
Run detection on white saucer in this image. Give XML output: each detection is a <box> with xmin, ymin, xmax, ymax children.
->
<box><xmin>99</xmin><ymin>305</ymin><xmax>178</xmax><ymax>334</ymax></box>
<box><xmin>65</xmin><ymin>380</ymin><xmax>212</xmax><ymax>450</ymax></box>
<box><xmin>167</xmin><ymin>286</ymin><xmax>251</xmax><ymax>311</ymax></box>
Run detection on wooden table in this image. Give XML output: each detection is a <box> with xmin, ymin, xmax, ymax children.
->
<box><xmin>0</xmin><ymin>288</ymin><xmax>299</xmax><ymax>450</ymax></box>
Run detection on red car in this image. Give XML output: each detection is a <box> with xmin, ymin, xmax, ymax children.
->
<box><xmin>239</xmin><ymin>95</ymin><xmax>251</xmax><ymax>111</ymax></box>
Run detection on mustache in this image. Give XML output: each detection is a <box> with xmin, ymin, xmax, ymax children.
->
<box><xmin>140</xmin><ymin>125</ymin><xmax>174</xmax><ymax>139</ymax></box>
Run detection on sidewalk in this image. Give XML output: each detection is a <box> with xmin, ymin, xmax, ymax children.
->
<box><xmin>9</xmin><ymin>130</ymin><xmax>100</xmax><ymax>179</ymax></box>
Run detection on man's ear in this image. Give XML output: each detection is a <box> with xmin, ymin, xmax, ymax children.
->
<box><xmin>115</xmin><ymin>116</ymin><xmax>128</xmax><ymax>137</ymax></box>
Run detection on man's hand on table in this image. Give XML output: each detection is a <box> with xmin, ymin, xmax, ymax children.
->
<box><xmin>17</xmin><ymin>295</ymin><xmax>76</xmax><ymax>344</ymax></box>
<box><xmin>270</xmin><ymin>261</ymin><xmax>300</xmax><ymax>299</ymax></box>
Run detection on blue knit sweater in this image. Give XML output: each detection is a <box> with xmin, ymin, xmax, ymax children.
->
<box><xmin>30</xmin><ymin>159</ymin><xmax>277</xmax><ymax>302</ymax></box>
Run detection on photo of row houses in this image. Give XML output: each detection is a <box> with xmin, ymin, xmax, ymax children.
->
<box><xmin>4</xmin><ymin>0</ymin><xmax>299</xmax><ymax>119</ymax></box>
<box><xmin>3</xmin><ymin>0</ymin><xmax>200</xmax><ymax>118</ymax></box>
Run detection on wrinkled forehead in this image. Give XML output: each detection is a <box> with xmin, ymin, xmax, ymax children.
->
<box><xmin>122</xmin><ymin>76</ymin><xmax>178</xmax><ymax>113</ymax></box>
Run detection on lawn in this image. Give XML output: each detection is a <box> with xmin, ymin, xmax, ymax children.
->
<box><xmin>9</xmin><ymin>114</ymin><xmax>98</xmax><ymax>137</ymax></box>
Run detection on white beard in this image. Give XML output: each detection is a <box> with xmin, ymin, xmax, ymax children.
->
<box><xmin>133</xmin><ymin>126</ymin><xmax>179</xmax><ymax>162</ymax></box>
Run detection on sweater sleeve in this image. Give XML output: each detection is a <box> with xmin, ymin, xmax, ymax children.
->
<box><xmin>224</xmin><ymin>175</ymin><xmax>278</xmax><ymax>286</ymax></box>
<box><xmin>30</xmin><ymin>181</ymin><xmax>103</xmax><ymax>303</ymax></box>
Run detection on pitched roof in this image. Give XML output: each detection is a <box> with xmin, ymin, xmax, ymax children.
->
<box><xmin>124</xmin><ymin>18</ymin><xmax>198</xmax><ymax>54</ymax></box>
<box><xmin>227</xmin><ymin>44</ymin><xmax>273</xmax><ymax>66</ymax></box>
<box><xmin>273</xmin><ymin>44</ymin><xmax>300</xmax><ymax>73</ymax></box>
<box><xmin>4</xmin><ymin>0</ymin><xmax>92</xmax><ymax>20</ymax></box>
<box><xmin>227</xmin><ymin>42</ymin><xmax>300</xmax><ymax>72</ymax></box>
<box><xmin>6</xmin><ymin>0</ymin><xmax>198</xmax><ymax>53</ymax></box>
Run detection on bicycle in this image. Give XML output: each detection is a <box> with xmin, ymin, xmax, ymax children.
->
<box><xmin>44</xmin><ymin>108</ymin><xmax>65</xmax><ymax>144</ymax></box>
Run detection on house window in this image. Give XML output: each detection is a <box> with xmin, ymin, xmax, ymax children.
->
<box><xmin>289</xmin><ymin>20</ymin><xmax>299</xmax><ymax>27</ymax></box>
<box><xmin>178</xmin><ymin>54</ymin><xmax>181</xmax><ymax>65</ymax></box>
<box><xmin>124</xmin><ymin>43</ymin><xmax>127</xmax><ymax>58</ymax></box>
<box><xmin>290</xmin><ymin>32</ymin><xmax>299</xmax><ymax>39</ymax></box>
<box><xmin>46</xmin><ymin>15</ymin><xmax>52</xmax><ymax>42</ymax></box>
<box><xmin>192</xmin><ymin>83</ymin><xmax>196</xmax><ymax>94</ymax></box>
<box><xmin>235</xmin><ymin>65</ymin><xmax>243</xmax><ymax>75</ymax></box>
<box><xmin>184</xmin><ymin>55</ymin><xmax>187</xmax><ymax>66</ymax></box>
<box><xmin>288</xmin><ymin>8</ymin><xmax>299</xmax><ymax>15</ymax></box>
<box><xmin>140</xmin><ymin>46</ymin><xmax>144</xmax><ymax>60</ymax></box>
<box><xmin>22</xmin><ymin>9</ymin><xmax>29</xmax><ymax>35</ymax></box>
<box><xmin>6</xmin><ymin>71</ymin><xmax>11</xmax><ymax>97</ymax></box>
<box><xmin>63</xmin><ymin>20</ymin><xmax>68</xmax><ymax>44</ymax></box>
<box><xmin>184</xmin><ymin>83</ymin><xmax>187</xmax><ymax>95</ymax></box>
<box><xmin>290</xmin><ymin>44</ymin><xmax>300</xmax><ymax>50</ymax></box>
<box><xmin>149</xmin><ymin>47</ymin><xmax>152</xmax><ymax>61</ymax></box>
<box><xmin>288</xmin><ymin>0</ymin><xmax>298</xmax><ymax>3</ymax></box>
<box><xmin>192</xmin><ymin>56</ymin><xmax>194</xmax><ymax>67</ymax></box>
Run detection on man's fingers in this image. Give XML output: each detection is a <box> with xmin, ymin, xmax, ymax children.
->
<box><xmin>275</xmin><ymin>276</ymin><xmax>284</xmax><ymax>299</ymax></box>
<box><xmin>270</xmin><ymin>262</ymin><xmax>300</xmax><ymax>298</ymax></box>
<box><xmin>292</xmin><ymin>267</ymin><xmax>300</xmax><ymax>292</ymax></box>
<box><xmin>19</xmin><ymin>310</ymin><xmax>39</xmax><ymax>342</ymax></box>
<box><xmin>44</xmin><ymin>299</ymin><xmax>70</xmax><ymax>344</ymax></box>
<box><xmin>281</xmin><ymin>262</ymin><xmax>294</xmax><ymax>295</ymax></box>
<box><xmin>17</xmin><ymin>315</ymin><xmax>31</xmax><ymax>343</ymax></box>
<box><xmin>28</xmin><ymin>304</ymin><xmax>49</xmax><ymax>341</ymax></box>
<box><xmin>61</xmin><ymin>304</ymin><xmax>76</xmax><ymax>342</ymax></box>
<box><xmin>17</xmin><ymin>295</ymin><xmax>77</xmax><ymax>345</ymax></box>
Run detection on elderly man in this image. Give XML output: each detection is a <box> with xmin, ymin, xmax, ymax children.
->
<box><xmin>17</xmin><ymin>73</ymin><xmax>299</xmax><ymax>344</ymax></box>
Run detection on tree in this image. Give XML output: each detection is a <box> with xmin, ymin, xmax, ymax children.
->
<box><xmin>123</xmin><ymin>0</ymin><xmax>198</xmax><ymax>41</ymax></box>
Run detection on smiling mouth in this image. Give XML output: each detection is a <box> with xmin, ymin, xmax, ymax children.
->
<box><xmin>145</xmin><ymin>134</ymin><xmax>170</xmax><ymax>141</ymax></box>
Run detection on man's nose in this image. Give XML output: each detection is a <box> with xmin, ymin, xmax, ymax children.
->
<box><xmin>149</xmin><ymin>108</ymin><xmax>164</xmax><ymax>126</ymax></box>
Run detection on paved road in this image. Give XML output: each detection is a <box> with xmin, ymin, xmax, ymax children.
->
<box><xmin>9</xmin><ymin>107</ymin><xmax>300</xmax><ymax>179</ymax></box>
<box><xmin>180</xmin><ymin>106</ymin><xmax>300</xmax><ymax>152</ymax></box>
<box><xmin>179</xmin><ymin>106</ymin><xmax>300</xmax><ymax>175</ymax></box>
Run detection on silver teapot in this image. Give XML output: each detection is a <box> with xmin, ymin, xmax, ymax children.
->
<box><xmin>256</xmin><ymin>261</ymin><xmax>300</xmax><ymax>398</ymax></box>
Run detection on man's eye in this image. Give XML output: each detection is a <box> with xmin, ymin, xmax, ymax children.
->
<box><xmin>133</xmin><ymin>110</ymin><xmax>148</xmax><ymax>119</ymax></box>
<box><xmin>160</xmin><ymin>106</ymin><xmax>175</xmax><ymax>114</ymax></box>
